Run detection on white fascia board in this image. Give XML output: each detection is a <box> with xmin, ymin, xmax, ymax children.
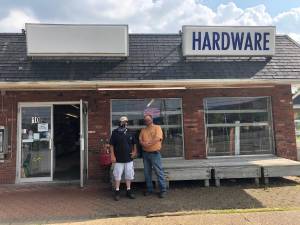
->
<box><xmin>0</xmin><ymin>79</ymin><xmax>298</xmax><ymax>90</ymax></box>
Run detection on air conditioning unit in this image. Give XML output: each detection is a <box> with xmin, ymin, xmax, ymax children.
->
<box><xmin>0</xmin><ymin>126</ymin><xmax>7</xmax><ymax>160</ymax></box>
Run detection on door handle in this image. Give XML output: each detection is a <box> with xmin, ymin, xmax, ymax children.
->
<box><xmin>80</xmin><ymin>137</ymin><xmax>84</xmax><ymax>151</ymax></box>
<box><xmin>49</xmin><ymin>138</ymin><xmax>52</xmax><ymax>150</ymax></box>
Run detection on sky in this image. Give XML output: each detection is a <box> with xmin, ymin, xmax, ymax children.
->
<box><xmin>0</xmin><ymin>0</ymin><xmax>299</xmax><ymax>43</ymax></box>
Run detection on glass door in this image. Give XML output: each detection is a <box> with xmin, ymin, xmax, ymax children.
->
<box><xmin>80</xmin><ymin>100</ymin><xmax>88</xmax><ymax>187</ymax></box>
<box><xmin>19</xmin><ymin>105</ymin><xmax>53</xmax><ymax>182</ymax></box>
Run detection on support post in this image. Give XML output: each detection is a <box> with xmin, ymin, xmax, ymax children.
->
<box><xmin>264</xmin><ymin>177</ymin><xmax>269</xmax><ymax>185</ymax></box>
<box><xmin>204</xmin><ymin>179</ymin><xmax>210</xmax><ymax>187</ymax></box>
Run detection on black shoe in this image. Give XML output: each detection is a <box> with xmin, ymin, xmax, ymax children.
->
<box><xmin>159</xmin><ymin>191</ymin><xmax>167</xmax><ymax>198</ymax></box>
<box><xmin>114</xmin><ymin>190</ymin><xmax>120</xmax><ymax>201</ymax></box>
<box><xmin>126</xmin><ymin>190</ymin><xmax>135</xmax><ymax>199</ymax></box>
<box><xmin>143</xmin><ymin>190</ymin><xmax>153</xmax><ymax>196</ymax></box>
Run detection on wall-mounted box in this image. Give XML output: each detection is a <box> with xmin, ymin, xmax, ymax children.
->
<box><xmin>0</xmin><ymin>126</ymin><xmax>7</xmax><ymax>160</ymax></box>
<box><xmin>26</xmin><ymin>23</ymin><xmax>129</xmax><ymax>57</ymax></box>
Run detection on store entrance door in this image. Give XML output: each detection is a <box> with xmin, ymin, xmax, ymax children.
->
<box><xmin>18</xmin><ymin>104</ymin><xmax>53</xmax><ymax>182</ymax></box>
<box><xmin>17</xmin><ymin>101</ymin><xmax>88</xmax><ymax>186</ymax></box>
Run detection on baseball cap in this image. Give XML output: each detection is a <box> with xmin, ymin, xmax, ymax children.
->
<box><xmin>119</xmin><ymin>116</ymin><xmax>128</xmax><ymax>122</ymax></box>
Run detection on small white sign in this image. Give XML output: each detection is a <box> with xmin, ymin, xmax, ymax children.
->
<box><xmin>182</xmin><ymin>26</ymin><xmax>276</xmax><ymax>56</ymax></box>
<box><xmin>38</xmin><ymin>123</ymin><xmax>48</xmax><ymax>132</ymax></box>
<box><xmin>33</xmin><ymin>133</ymin><xmax>40</xmax><ymax>140</ymax></box>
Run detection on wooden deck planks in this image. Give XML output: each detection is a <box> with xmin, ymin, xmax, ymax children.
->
<box><xmin>110</xmin><ymin>156</ymin><xmax>300</xmax><ymax>187</ymax></box>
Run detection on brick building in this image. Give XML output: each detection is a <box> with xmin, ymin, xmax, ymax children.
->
<box><xmin>0</xmin><ymin>24</ymin><xmax>299</xmax><ymax>185</ymax></box>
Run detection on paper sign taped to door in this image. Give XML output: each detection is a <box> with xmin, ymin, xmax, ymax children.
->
<box><xmin>38</xmin><ymin>123</ymin><xmax>48</xmax><ymax>132</ymax></box>
<box><xmin>33</xmin><ymin>133</ymin><xmax>40</xmax><ymax>140</ymax></box>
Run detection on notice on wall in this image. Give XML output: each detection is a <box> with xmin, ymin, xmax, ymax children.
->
<box><xmin>38</xmin><ymin>123</ymin><xmax>48</xmax><ymax>132</ymax></box>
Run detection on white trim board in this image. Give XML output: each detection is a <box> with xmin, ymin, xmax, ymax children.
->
<box><xmin>0</xmin><ymin>79</ymin><xmax>297</xmax><ymax>91</ymax></box>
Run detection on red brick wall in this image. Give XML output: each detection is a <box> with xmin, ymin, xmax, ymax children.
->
<box><xmin>272</xmin><ymin>85</ymin><xmax>297</xmax><ymax>160</ymax></box>
<box><xmin>0</xmin><ymin>84</ymin><xmax>296</xmax><ymax>184</ymax></box>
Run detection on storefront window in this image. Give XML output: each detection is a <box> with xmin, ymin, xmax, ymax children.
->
<box><xmin>204</xmin><ymin>97</ymin><xmax>274</xmax><ymax>156</ymax></box>
<box><xmin>111</xmin><ymin>98</ymin><xmax>183</xmax><ymax>158</ymax></box>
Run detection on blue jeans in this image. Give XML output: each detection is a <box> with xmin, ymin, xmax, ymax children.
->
<box><xmin>143</xmin><ymin>151</ymin><xmax>166</xmax><ymax>193</ymax></box>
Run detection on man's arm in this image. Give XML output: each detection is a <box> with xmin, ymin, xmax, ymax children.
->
<box><xmin>139</xmin><ymin>128</ymin><xmax>159</xmax><ymax>148</ymax></box>
<box><xmin>147</xmin><ymin>126</ymin><xmax>163</xmax><ymax>145</ymax></box>
<box><xmin>110</xmin><ymin>145</ymin><xmax>116</xmax><ymax>163</ymax></box>
<box><xmin>139</xmin><ymin>129</ymin><xmax>148</xmax><ymax>148</ymax></box>
<box><xmin>147</xmin><ymin>137</ymin><xmax>161</xmax><ymax>145</ymax></box>
<box><xmin>131</xmin><ymin>144</ymin><xmax>137</xmax><ymax>158</ymax></box>
<box><xmin>109</xmin><ymin>133</ymin><xmax>116</xmax><ymax>163</ymax></box>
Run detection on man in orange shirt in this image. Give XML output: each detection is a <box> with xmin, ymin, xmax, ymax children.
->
<box><xmin>139</xmin><ymin>114</ymin><xmax>167</xmax><ymax>198</ymax></box>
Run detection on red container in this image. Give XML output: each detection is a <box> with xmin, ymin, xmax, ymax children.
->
<box><xmin>99</xmin><ymin>143</ymin><xmax>112</xmax><ymax>167</ymax></box>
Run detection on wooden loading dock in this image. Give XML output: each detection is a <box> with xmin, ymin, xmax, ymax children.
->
<box><xmin>112</xmin><ymin>156</ymin><xmax>300</xmax><ymax>187</ymax></box>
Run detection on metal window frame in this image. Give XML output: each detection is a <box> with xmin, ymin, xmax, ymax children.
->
<box><xmin>203</xmin><ymin>96</ymin><xmax>275</xmax><ymax>157</ymax></box>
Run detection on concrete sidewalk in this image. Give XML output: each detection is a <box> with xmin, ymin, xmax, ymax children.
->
<box><xmin>47</xmin><ymin>209</ymin><xmax>300</xmax><ymax>225</ymax></box>
<box><xmin>0</xmin><ymin>177</ymin><xmax>300</xmax><ymax>224</ymax></box>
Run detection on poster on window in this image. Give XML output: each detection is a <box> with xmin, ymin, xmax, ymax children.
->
<box><xmin>38</xmin><ymin>123</ymin><xmax>48</xmax><ymax>132</ymax></box>
<box><xmin>144</xmin><ymin>107</ymin><xmax>160</xmax><ymax>118</ymax></box>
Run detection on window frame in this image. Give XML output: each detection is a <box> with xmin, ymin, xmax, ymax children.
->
<box><xmin>110</xmin><ymin>98</ymin><xmax>185</xmax><ymax>159</ymax></box>
<box><xmin>203</xmin><ymin>96</ymin><xmax>275</xmax><ymax>158</ymax></box>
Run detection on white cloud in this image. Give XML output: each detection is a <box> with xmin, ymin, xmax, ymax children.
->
<box><xmin>274</xmin><ymin>8</ymin><xmax>300</xmax><ymax>32</ymax></box>
<box><xmin>0</xmin><ymin>1</ymin><xmax>298</xmax><ymax>44</ymax></box>
<box><xmin>235</xmin><ymin>4</ymin><xmax>273</xmax><ymax>26</ymax></box>
<box><xmin>0</xmin><ymin>9</ymin><xmax>39</xmax><ymax>32</ymax></box>
<box><xmin>214</xmin><ymin>2</ymin><xmax>243</xmax><ymax>25</ymax></box>
<box><xmin>273</xmin><ymin>7</ymin><xmax>300</xmax><ymax>43</ymax></box>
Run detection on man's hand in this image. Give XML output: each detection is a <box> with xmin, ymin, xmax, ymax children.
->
<box><xmin>141</xmin><ymin>139</ymin><xmax>161</xmax><ymax>148</ymax></box>
<box><xmin>111</xmin><ymin>155</ymin><xmax>116</xmax><ymax>163</ymax></box>
<box><xmin>110</xmin><ymin>145</ymin><xmax>116</xmax><ymax>163</ymax></box>
<box><xmin>131</xmin><ymin>145</ymin><xmax>138</xmax><ymax>159</ymax></box>
<box><xmin>140</xmin><ymin>140</ymin><xmax>152</xmax><ymax>148</ymax></box>
<box><xmin>131</xmin><ymin>151</ymin><xmax>137</xmax><ymax>159</ymax></box>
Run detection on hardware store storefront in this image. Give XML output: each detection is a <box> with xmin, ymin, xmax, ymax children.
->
<box><xmin>0</xmin><ymin>24</ymin><xmax>298</xmax><ymax>185</ymax></box>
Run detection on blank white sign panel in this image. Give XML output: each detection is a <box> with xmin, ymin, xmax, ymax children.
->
<box><xmin>26</xmin><ymin>24</ymin><xmax>128</xmax><ymax>57</ymax></box>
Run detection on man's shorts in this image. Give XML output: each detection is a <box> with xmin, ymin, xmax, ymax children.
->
<box><xmin>113</xmin><ymin>161</ymin><xmax>134</xmax><ymax>181</ymax></box>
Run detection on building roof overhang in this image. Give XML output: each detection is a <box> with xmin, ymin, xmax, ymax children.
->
<box><xmin>0</xmin><ymin>79</ymin><xmax>298</xmax><ymax>91</ymax></box>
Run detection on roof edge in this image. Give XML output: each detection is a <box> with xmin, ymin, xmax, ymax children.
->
<box><xmin>284</xmin><ymin>34</ymin><xmax>300</xmax><ymax>48</ymax></box>
<box><xmin>0</xmin><ymin>79</ymin><xmax>295</xmax><ymax>91</ymax></box>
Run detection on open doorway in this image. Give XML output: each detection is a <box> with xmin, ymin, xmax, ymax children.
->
<box><xmin>53</xmin><ymin>104</ymin><xmax>80</xmax><ymax>180</ymax></box>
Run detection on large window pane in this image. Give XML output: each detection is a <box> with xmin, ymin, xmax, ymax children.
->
<box><xmin>207</xmin><ymin>127</ymin><xmax>235</xmax><ymax>156</ymax></box>
<box><xmin>111</xmin><ymin>98</ymin><xmax>183</xmax><ymax>158</ymax></box>
<box><xmin>204</xmin><ymin>97</ymin><xmax>274</xmax><ymax>156</ymax></box>
<box><xmin>239</xmin><ymin>126</ymin><xmax>272</xmax><ymax>155</ymax></box>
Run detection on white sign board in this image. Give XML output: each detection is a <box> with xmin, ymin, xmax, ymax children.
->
<box><xmin>38</xmin><ymin>123</ymin><xmax>48</xmax><ymax>132</ymax></box>
<box><xmin>26</xmin><ymin>23</ymin><xmax>129</xmax><ymax>57</ymax></box>
<box><xmin>182</xmin><ymin>26</ymin><xmax>275</xmax><ymax>56</ymax></box>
